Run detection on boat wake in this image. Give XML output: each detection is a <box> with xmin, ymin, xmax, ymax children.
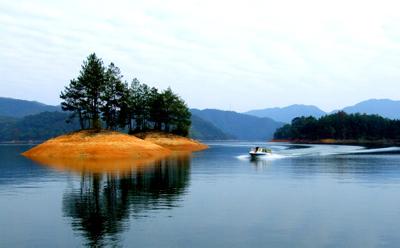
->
<box><xmin>235</xmin><ymin>143</ymin><xmax>400</xmax><ymax>161</ymax></box>
<box><xmin>236</xmin><ymin>153</ymin><xmax>286</xmax><ymax>161</ymax></box>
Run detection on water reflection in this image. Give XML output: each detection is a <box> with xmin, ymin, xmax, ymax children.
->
<box><xmin>249</xmin><ymin>157</ymin><xmax>272</xmax><ymax>167</ymax></box>
<box><xmin>25</xmin><ymin>153</ymin><xmax>173</xmax><ymax>174</ymax></box>
<box><xmin>37</xmin><ymin>155</ymin><xmax>191</xmax><ymax>247</ymax></box>
<box><xmin>4</xmin><ymin>144</ymin><xmax>400</xmax><ymax>247</ymax></box>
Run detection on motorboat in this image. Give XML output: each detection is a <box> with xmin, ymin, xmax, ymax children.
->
<box><xmin>249</xmin><ymin>147</ymin><xmax>272</xmax><ymax>157</ymax></box>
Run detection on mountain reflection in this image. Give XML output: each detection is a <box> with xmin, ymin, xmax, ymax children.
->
<box><xmin>60</xmin><ymin>155</ymin><xmax>191</xmax><ymax>247</ymax></box>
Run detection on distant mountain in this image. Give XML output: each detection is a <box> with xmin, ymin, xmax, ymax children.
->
<box><xmin>191</xmin><ymin>109</ymin><xmax>284</xmax><ymax>140</ymax></box>
<box><xmin>190</xmin><ymin>114</ymin><xmax>234</xmax><ymax>140</ymax></box>
<box><xmin>3</xmin><ymin>96</ymin><xmax>399</xmax><ymax>141</ymax></box>
<box><xmin>338</xmin><ymin>99</ymin><xmax>400</xmax><ymax>119</ymax></box>
<box><xmin>245</xmin><ymin>104</ymin><xmax>326</xmax><ymax>123</ymax></box>
<box><xmin>0</xmin><ymin>97</ymin><xmax>60</xmax><ymax>118</ymax></box>
<box><xmin>0</xmin><ymin>111</ymin><xmax>79</xmax><ymax>142</ymax></box>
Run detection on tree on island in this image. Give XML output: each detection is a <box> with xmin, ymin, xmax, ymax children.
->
<box><xmin>158</xmin><ymin>87</ymin><xmax>191</xmax><ymax>136</ymax></box>
<box><xmin>60</xmin><ymin>79</ymin><xmax>88</xmax><ymax>129</ymax></box>
<box><xmin>125</xmin><ymin>78</ymin><xmax>153</xmax><ymax>132</ymax></box>
<box><xmin>100</xmin><ymin>63</ymin><xmax>127</xmax><ymax>130</ymax></box>
<box><xmin>60</xmin><ymin>53</ymin><xmax>191</xmax><ymax>136</ymax></box>
<box><xmin>60</xmin><ymin>53</ymin><xmax>106</xmax><ymax>130</ymax></box>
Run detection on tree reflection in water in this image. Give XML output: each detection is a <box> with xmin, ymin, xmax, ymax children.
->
<box><xmin>61</xmin><ymin>155</ymin><xmax>191</xmax><ymax>247</ymax></box>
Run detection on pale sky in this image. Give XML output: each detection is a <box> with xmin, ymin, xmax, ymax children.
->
<box><xmin>1</xmin><ymin>0</ymin><xmax>400</xmax><ymax>112</ymax></box>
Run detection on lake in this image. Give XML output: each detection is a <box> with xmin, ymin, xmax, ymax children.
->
<box><xmin>1</xmin><ymin>142</ymin><xmax>400</xmax><ymax>247</ymax></box>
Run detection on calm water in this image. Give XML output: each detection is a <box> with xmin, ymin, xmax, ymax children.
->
<box><xmin>1</xmin><ymin>142</ymin><xmax>400</xmax><ymax>247</ymax></box>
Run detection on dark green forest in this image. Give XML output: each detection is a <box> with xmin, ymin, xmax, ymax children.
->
<box><xmin>274</xmin><ymin>111</ymin><xmax>400</xmax><ymax>141</ymax></box>
<box><xmin>189</xmin><ymin>114</ymin><xmax>235</xmax><ymax>140</ymax></box>
<box><xmin>0</xmin><ymin>112</ymin><xmax>80</xmax><ymax>142</ymax></box>
<box><xmin>61</xmin><ymin>53</ymin><xmax>191</xmax><ymax>136</ymax></box>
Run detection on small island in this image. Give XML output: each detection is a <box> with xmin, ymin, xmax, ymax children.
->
<box><xmin>274</xmin><ymin>111</ymin><xmax>400</xmax><ymax>146</ymax></box>
<box><xmin>22</xmin><ymin>130</ymin><xmax>171</xmax><ymax>159</ymax></box>
<box><xmin>23</xmin><ymin>53</ymin><xmax>207</xmax><ymax>162</ymax></box>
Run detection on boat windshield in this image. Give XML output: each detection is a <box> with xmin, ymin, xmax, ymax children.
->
<box><xmin>251</xmin><ymin>147</ymin><xmax>271</xmax><ymax>153</ymax></box>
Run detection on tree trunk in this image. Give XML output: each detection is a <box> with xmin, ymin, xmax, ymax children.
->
<box><xmin>78</xmin><ymin>110</ymin><xmax>84</xmax><ymax>130</ymax></box>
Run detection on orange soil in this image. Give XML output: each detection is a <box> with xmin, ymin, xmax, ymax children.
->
<box><xmin>22</xmin><ymin>130</ymin><xmax>171</xmax><ymax>159</ymax></box>
<box><xmin>135</xmin><ymin>131</ymin><xmax>208</xmax><ymax>152</ymax></box>
<box><xmin>271</xmin><ymin>139</ymin><xmax>290</xmax><ymax>142</ymax></box>
<box><xmin>319</xmin><ymin>139</ymin><xmax>337</xmax><ymax>143</ymax></box>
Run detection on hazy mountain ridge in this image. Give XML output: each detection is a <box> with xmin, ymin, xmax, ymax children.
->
<box><xmin>191</xmin><ymin>109</ymin><xmax>284</xmax><ymax>140</ymax></box>
<box><xmin>0</xmin><ymin>97</ymin><xmax>60</xmax><ymax>118</ymax></box>
<box><xmin>246</xmin><ymin>99</ymin><xmax>400</xmax><ymax>122</ymax></box>
<box><xmin>337</xmin><ymin>99</ymin><xmax>400</xmax><ymax>119</ymax></box>
<box><xmin>245</xmin><ymin>104</ymin><xmax>326</xmax><ymax>123</ymax></box>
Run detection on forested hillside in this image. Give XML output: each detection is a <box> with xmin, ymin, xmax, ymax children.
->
<box><xmin>190</xmin><ymin>114</ymin><xmax>234</xmax><ymax>140</ymax></box>
<box><xmin>0</xmin><ymin>112</ymin><xmax>79</xmax><ymax>142</ymax></box>
<box><xmin>245</xmin><ymin>104</ymin><xmax>326</xmax><ymax>123</ymax></box>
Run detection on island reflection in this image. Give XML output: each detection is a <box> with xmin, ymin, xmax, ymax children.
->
<box><xmin>34</xmin><ymin>154</ymin><xmax>191</xmax><ymax>247</ymax></box>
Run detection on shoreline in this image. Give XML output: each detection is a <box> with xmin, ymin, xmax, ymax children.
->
<box><xmin>0</xmin><ymin>141</ymin><xmax>42</xmax><ymax>145</ymax></box>
<box><xmin>272</xmin><ymin>139</ymin><xmax>400</xmax><ymax>147</ymax></box>
<box><xmin>134</xmin><ymin>131</ymin><xmax>208</xmax><ymax>152</ymax></box>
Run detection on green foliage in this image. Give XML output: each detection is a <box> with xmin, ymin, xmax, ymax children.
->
<box><xmin>122</xmin><ymin>82</ymin><xmax>191</xmax><ymax>136</ymax></box>
<box><xmin>60</xmin><ymin>53</ymin><xmax>192</xmax><ymax>136</ymax></box>
<box><xmin>78</xmin><ymin>53</ymin><xmax>106</xmax><ymax>129</ymax></box>
<box><xmin>100</xmin><ymin>63</ymin><xmax>127</xmax><ymax>130</ymax></box>
<box><xmin>274</xmin><ymin>111</ymin><xmax>400</xmax><ymax>141</ymax></box>
<box><xmin>157</xmin><ymin>87</ymin><xmax>191</xmax><ymax>136</ymax></box>
<box><xmin>60</xmin><ymin>53</ymin><xmax>106</xmax><ymax>129</ymax></box>
<box><xmin>60</xmin><ymin>79</ymin><xmax>87</xmax><ymax>129</ymax></box>
<box><xmin>126</xmin><ymin>79</ymin><xmax>154</xmax><ymax>132</ymax></box>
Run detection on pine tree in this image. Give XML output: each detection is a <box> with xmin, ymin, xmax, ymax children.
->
<box><xmin>101</xmin><ymin>63</ymin><xmax>126</xmax><ymax>130</ymax></box>
<box><xmin>149</xmin><ymin>87</ymin><xmax>163</xmax><ymax>130</ymax></box>
<box><xmin>117</xmin><ymin>82</ymin><xmax>131</xmax><ymax>130</ymax></box>
<box><xmin>127</xmin><ymin>79</ymin><xmax>153</xmax><ymax>132</ymax></box>
<box><xmin>61</xmin><ymin>53</ymin><xmax>107</xmax><ymax>130</ymax></box>
<box><xmin>126</xmin><ymin>78</ymin><xmax>140</xmax><ymax>133</ymax></box>
<box><xmin>159</xmin><ymin>87</ymin><xmax>176</xmax><ymax>132</ymax></box>
<box><xmin>60</xmin><ymin>79</ymin><xmax>88</xmax><ymax>129</ymax></box>
<box><xmin>170</xmin><ymin>96</ymin><xmax>191</xmax><ymax>136</ymax></box>
<box><xmin>77</xmin><ymin>53</ymin><xmax>106</xmax><ymax>129</ymax></box>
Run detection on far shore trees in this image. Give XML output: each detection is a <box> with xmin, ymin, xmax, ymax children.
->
<box><xmin>60</xmin><ymin>53</ymin><xmax>191</xmax><ymax>136</ymax></box>
<box><xmin>274</xmin><ymin>111</ymin><xmax>400</xmax><ymax>141</ymax></box>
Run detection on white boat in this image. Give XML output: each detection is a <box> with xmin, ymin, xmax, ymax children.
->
<box><xmin>249</xmin><ymin>147</ymin><xmax>272</xmax><ymax>157</ymax></box>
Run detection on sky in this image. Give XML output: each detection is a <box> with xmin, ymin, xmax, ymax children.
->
<box><xmin>1</xmin><ymin>0</ymin><xmax>400</xmax><ymax>112</ymax></box>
